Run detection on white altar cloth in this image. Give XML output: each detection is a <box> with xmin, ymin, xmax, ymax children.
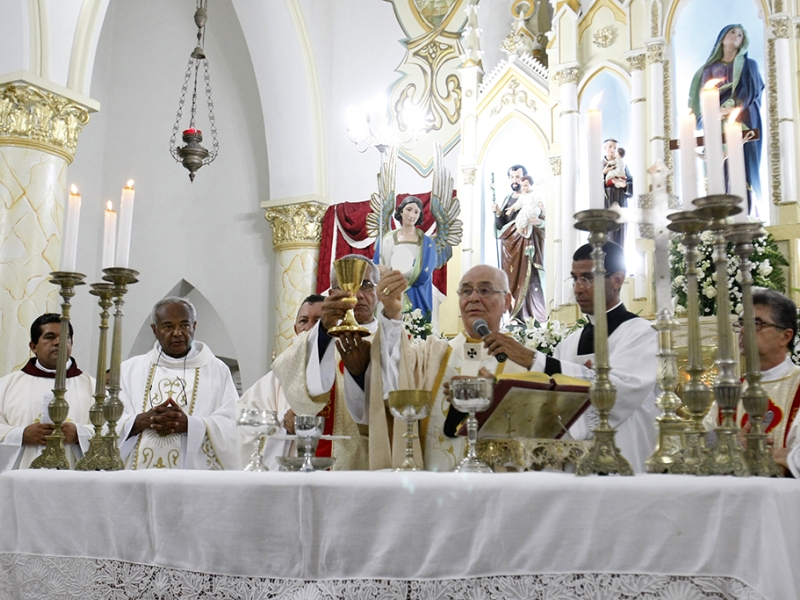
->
<box><xmin>0</xmin><ymin>469</ymin><xmax>798</xmax><ymax>599</ymax></box>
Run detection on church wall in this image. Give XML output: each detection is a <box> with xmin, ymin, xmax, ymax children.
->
<box><xmin>0</xmin><ymin>0</ymin><xmax>27</xmax><ymax>75</ymax></box>
<box><xmin>65</xmin><ymin>0</ymin><xmax>272</xmax><ymax>390</ymax></box>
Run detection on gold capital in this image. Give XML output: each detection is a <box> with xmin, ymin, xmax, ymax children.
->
<box><xmin>265</xmin><ymin>201</ymin><xmax>328</xmax><ymax>252</ymax></box>
<box><xmin>552</xmin><ymin>67</ymin><xmax>579</xmax><ymax>85</ymax></box>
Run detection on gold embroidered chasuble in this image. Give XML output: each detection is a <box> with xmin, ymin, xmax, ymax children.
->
<box><xmin>118</xmin><ymin>342</ymin><xmax>239</xmax><ymax>470</ymax></box>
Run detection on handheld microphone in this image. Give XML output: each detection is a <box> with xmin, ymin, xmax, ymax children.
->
<box><xmin>472</xmin><ymin>319</ymin><xmax>507</xmax><ymax>363</ymax></box>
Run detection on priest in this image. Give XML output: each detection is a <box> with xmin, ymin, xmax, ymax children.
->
<box><xmin>117</xmin><ymin>297</ymin><xmax>239</xmax><ymax>470</ymax></box>
<box><xmin>0</xmin><ymin>314</ymin><xmax>94</xmax><ymax>471</ymax></box>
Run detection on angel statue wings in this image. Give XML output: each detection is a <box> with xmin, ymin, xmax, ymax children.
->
<box><xmin>367</xmin><ymin>144</ymin><xmax>463</xmax><ymax>320</ymax></box>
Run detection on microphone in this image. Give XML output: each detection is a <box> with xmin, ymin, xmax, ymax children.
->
<box><xmin>472</xmin><ymin>319</ymin><xmax>507</xmax><ymax>363</ymax></box>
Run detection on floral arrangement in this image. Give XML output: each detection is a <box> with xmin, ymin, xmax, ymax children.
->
<box><xmin>402</xmin><ymin>308</ymin><xmax>435</xmax><ymax>340</ymax></box>
<box><xmin>670</xmin><ymin>231</ymin><xmax>788</xmax><ymax>316</ymax></box>
<box><xmin>504</xmin><ymin>317</ymin><xmax>587</xmax><ymax>356</ymax></box>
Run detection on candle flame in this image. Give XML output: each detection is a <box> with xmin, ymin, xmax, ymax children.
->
<box><xmin>727</xmin><ymin>107</ymin><xmax>742</xmax><ymax>123</ymax></box>
<box><xmin>589</xmin><ymin>92</ymin><xmax>603</xmax><ymax>110</ymax></box>
<box><xmin>106</xmin><ymin>200</ymin><xmax>114</xmax><ymax>211</ymax></box>
<box><xmin>703</xmin><ymin>78</ymin><xmax>722</xmax><ymax>90</ymax></box>
<box><xmin>70</xmin><ymin>184</ymin><xmax>79</xmax><ymax>194</ymax></box>
<box><xmin>125</xmin><ymin>179</ymin><xmax>134</xmax><ymax>188</ymax></box>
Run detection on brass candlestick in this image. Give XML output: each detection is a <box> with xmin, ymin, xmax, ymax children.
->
<box><xmin>75</xmin><ymin>282</ymin><xmax>115</xmax><ymax>471</ymax></box>
<box><xmin>667</xmin><ymin>211</ymin><xmax>713</xmax><ymax>475</ymax></box>
<box><xmin>645</xmin><ymin>309</ymin><xmax>686</xmax><ymax>473</ymax></box>
<box><xmin>574</xmin><ymin>209</ymin><xmax>633</xmax><ymax>476</ymax></box>
<box><xmin>30</xmin><ymin>271</ymin><xmax>86</xmax><ymax>470</ymax></box>
<box><xmin>96</xmin><ymin>267</ymin><xmax>139</xmax><ymax>471</ymax></box>
<box><xmin>729</xmin><ymin>222</ymin><xmax>782</xmax><ymax>477</ymax></box>
<box><xmin>693</xmin><ymin>195</ymin><xmax>748</xmax><ymax>476</ymax></box>
<box><xmin>327</xmin><ymin>258</ymin><xmax>370</xmax><ymax>337</ymax></box>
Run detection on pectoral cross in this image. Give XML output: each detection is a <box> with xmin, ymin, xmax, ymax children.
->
<box><xmin>467</xmin><ymin>348</ymin><xmax>478</xmax><ymax>359</ymax></box>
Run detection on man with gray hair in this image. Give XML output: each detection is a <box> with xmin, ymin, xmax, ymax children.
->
<box><xmin>117</xmin><ymin>296</ymin><xmax>239</xmax><ymax>470</ymax></box>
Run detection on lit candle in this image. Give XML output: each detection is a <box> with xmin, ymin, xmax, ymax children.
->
<box><xmin>102</xmin><ymin>201</ymin><xmax>117</xmax><ymax>269</ymax></box>
<box><xmin>588</xmin><ymin>107</ymin><xmax>603</xmax><ymax>209</ymax></box>
<box><xmin>58</xmin><ymin>185</ymin><xmax>81</xmax><ymax>272</ymax></box>
<box><xmin>725</xmin><ymin>108</ymin><xmax>748</xmax><ymax>222</ymax></box>
<box><xmin>679</xmin><ymin>110</ymin><xmax>698</xmax><ymax>207</ymax></box>
<box><xmin>115</xmin><ymin>180</ymin><xmax>135</xmax><ymax>268</ymax></box>
<box><xmin>700</xmin><ymin>79</ymin><xmax>724</xmax><ymax>195</ymax></box>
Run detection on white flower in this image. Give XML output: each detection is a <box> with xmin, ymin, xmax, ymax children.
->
<box><xmin>704</xmin><ymin>286</ymin><xmax>717</xmax><ymax>298</ymax></box>
<box><xmin>735</xmin><ymin>303</ymin><xmax>743</xmax><ymax>314</ymax></box>
<box><xmin>758</xmin><ymin>260</ymin><xmax>773</xmax><ymax>277</ymax></box>
<box><xmin>673</xmin><ymin>275</ymin><xmax>685</xmax><ymax>287</ymax></box>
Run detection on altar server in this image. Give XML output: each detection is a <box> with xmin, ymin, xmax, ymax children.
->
<box><xmin>0</xmin><ymin>314</ymin><xmax>94</xmax><ymax>471</ymax></box>
<box><xmin>118</xmin><ymin>297</ymin><xmax>239</xmax><ymax>470</ymax></box>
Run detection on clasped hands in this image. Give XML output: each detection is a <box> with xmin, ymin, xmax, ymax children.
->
<box><xmin>130</xmin><ymin>398</ymin><xmax>188</xmax><ymax>438</ymax></box>
<box><xmin>22</xmin><ymin>422</ymin><xmax>78</xmax><ymax>445</ymax></box>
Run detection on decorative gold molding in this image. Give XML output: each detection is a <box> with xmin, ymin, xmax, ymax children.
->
<box><xmin>795</xmin><ymin>21</ymin><xmax>800</xmax><ymax>39</ymax></box>
<box><xmin>771</xmin><ymin>16</ymin><xmax>790</xmax><ymax>39</ymax></box>
<box><xmin>650</xmin><ymin>1</ymin><xmax>659</xmax><ymax>38</ymax></box>
<box><xmin>647</xmin><ymin>43</ymin><xmax>665</xmax><ymax>64</ymax></box>
<box><xmin>552</xmin><ymin>66</ymin><xmax>579</xmax><ymax>85</ymax></box>
<box><xmin>265</xmin><ymin>202</ymin><xmax>328</xmax><ymax>252</ymax></box>
<box><xmin>549</xmin><ymin>156</ymin><xmax>562</xmax><ymax>176</ymax></box>
<box><xmin>0</xmin><ymin>83</ymin><xmax>90</xmax><ymax>164</ymax></box>
<box><xmin>489</xmin><ymin>77</ymin><xmax>537</xmax><ymax>116</ymax></box>
<box><xmin>767</xmin><ymin>38</ymin><xmax>781</xmax><ymax>205</ymax></box>
<box><xmin>773</xmin><ymin>0</ymin><xmax>784</xmax><ymax>14</ymax></box>
<box><xmin>593</xmin><ymin>27</ymin><xmax>615</xmax><ymax>48</ymax></box>
<box><xmin>461</xmin><ymin>167</ymin><xmax>477</xmax><ymax>185</ymax></box>
<box><xmin>663</xmin><ymin>58</ymin><xmax>674</xmax><ymax>196</ymax></box>
<box><xmin>559</xmin><ymin>109</ymin><xmax>580</xmax><ymax>117</ymax></box>
<box><xmin>626</xmin><ymin>53</ymin><xmax>646</xmax><ymax>72</ymax></box>
<box><xmin>631</xmin><ymin>98</ymin><xmax>646</xmax><ymax>104</ymax></box>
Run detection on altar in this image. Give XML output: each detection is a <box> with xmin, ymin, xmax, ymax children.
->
<box><xmin>0</xmin><ymin>470</ymin><xmax>797</xmax><ymax>599</ymax></box>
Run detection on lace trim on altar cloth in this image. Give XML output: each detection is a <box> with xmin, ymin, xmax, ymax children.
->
<box><xmin>0</xmin><ymin>555</ymin><xmax>766</xmax><ymax>600</ymax></box>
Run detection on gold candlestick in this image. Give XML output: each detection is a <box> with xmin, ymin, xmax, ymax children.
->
<box><xmin>96</xmin><ymin>267</ymin><xmax>139</xmax><ymax>471</ymax></box>
<box><xmin>666</xmin><ymin>211</ymin><xmax>713</xmax><ymax>475</ymax></box>
<box><xmin>30</xmin><ymin>271</ymin><xmax>86</xmax><ymax>470</ymax></box>
<box><xmin>693</xmin><ymin>195</ymin><xmax>748</xmax><ymax>476</ymax></box>
<box><xmin>75</xmin><ymin>282</ymin><xmax>115</xmax><ymax>471</ymax></box>
<box><xmin>729</xmin><ymin>222</ymin><xmax>782</xmax><ymax>477</ymax></box>
<box><xmin>573</xmin><ymin>209</ymin><xmax>633</xmax><ymax>476</ymax></box>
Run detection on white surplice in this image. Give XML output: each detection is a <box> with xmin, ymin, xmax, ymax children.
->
<box><xmin>117</xmin><ymin>342</ymin><xmax>239</xmax><ymax>470</ymax></box>
<box><xmin>237</xmin><ymin>371</ymin><xmax>292</xmax><ymax>470</ymax></box>
<box><xmin>0</xmin><ymin>360</ymin><xmax>94</xmax><ymax>471</ymax></box>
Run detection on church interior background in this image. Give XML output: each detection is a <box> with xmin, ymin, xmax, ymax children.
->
<box><xmin>1</xmin><ymin>0</ymin><xmax>799</xmax><ymax>395</ymax></box>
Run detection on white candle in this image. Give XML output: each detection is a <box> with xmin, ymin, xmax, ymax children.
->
<box><xmin>58</xmin><ymin>185</ymin><xmax>81</xmax><ymax>272</ymax></box>
<box><xmin>102</xmin><ymin>201</ymin><xmax>117</xmax><ymax>269</ymax></box>
<box><xmin>115</xmin><ymin>180</ymin><xmax>135</xmax><ymax>268</ymax></box>
<box><xmin>679</xmin><ymin>110</ymin><xmax>698</xmax><ymax>206</ymax></box>
<box><xmin>587</xmin><ymin>108</ymin><xmax>603</xmax><ymax>209</ymax></box>
<box><xmin>700</xmin><ymin>79</ymin><xmax>724</xmax><ymax>195</ymax></box>
<box><xmin>725</xmin><ymin>109</ymin><xmax>748</xmax><ymax>222</ymax></box>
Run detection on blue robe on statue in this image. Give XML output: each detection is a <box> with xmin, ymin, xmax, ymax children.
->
<box><xmin>373</xmin><ymin>229</ymin><xmax>436</xmax><ymax>318</ymax></box>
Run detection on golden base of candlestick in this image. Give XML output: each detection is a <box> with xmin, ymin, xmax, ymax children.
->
<box><xmin>573</xmin><ymin>209</ymin><xmax>632</xmax><ymax>476</ymax></box>
<box><xmin>31</xmin><ymin>271</ymin><xmax>86</xmax><ymax>470</ymax></box>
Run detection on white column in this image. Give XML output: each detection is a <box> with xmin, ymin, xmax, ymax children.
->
<box><xmin>626</xmin><ymin>52</ymin><xmax>648</xmax><ymax>206</ymax></box>
<box><xmin>458</xmin><ymin>64</ymin><xmax>483</xmax><ymax>273</ymax></box>
<box><xmin>646</xmin><ymin>40</ymin><xmax>666</xmax><ymax>164</ymax></box>
<box><xmin>773</xmin><ymin>17</ymin><xmax>797</xmax><ymax>203</ymax></box>
<box><xmin>548</xmin><ymin>156</ymin><xmax>563</xmax><ymax>306</ymax></box>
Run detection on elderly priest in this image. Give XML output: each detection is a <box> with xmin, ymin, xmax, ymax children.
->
<box><xmin>0</xmin><ymin>313</ymin><xmax>94</xmax><ymax>470</ymax></box>
<box><xmin>117</xmin><ymin>297</ymin><xmax>239</xmax><ymax>470</ymax></box>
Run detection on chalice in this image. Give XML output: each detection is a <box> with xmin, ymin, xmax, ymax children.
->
<box><xmin>295</xmin><ymin>415</ymin><xmax>325</xmax><ymax>472</ymax></box>
<box><xmin>238</xmin><ymin>408</ymin><xmax>279</xmax><ymax>472</ymax></box>
<box><xmin>388</xmin><ymin>390</ymin><xmax>431</xmax><ymax>471</ymax></box>
<box><xmin>449</xmin><ymin>376</ymin><xmax>494</xmax><ymax>473</ymax></box>
<box><xmin>327</xmin><ymin>258</ymin><xmax>371</xmax><ymax>337</ymax></box>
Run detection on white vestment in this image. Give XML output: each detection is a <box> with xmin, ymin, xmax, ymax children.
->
<box><xmin>0</xmin><ymin>359</ymin><xmax>94</xmax><ymax>471</ymax></box>
<box><xmin>118</xmin><ymin>342</ymin><xmax>239</xmax><ymax>470</ymax></box>
<box><xmin>237</xmin><ymin>370</ymin><xmax>292</xmax><ymax>470</ymax></box>
<box><xmin>785</xmin><ymin>419</ymin><xmax>800</xmax><ymax>478</ymax></box>
<box><xmin>531</xmin><ymin>306</ymin><xmax>659</xmax><ymax>473</ymax></box>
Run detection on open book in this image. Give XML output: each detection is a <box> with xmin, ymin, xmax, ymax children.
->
<box><xmin>457</xmin><ymin>372</ymin><xmax>592</xmax><ymax>439</ymax></box>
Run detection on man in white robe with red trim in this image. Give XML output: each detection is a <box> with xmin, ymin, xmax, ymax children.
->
<box><xmin>0</xmin><ymin>314</ymin><xmax>94</xmax><ymax>471</ymax></box>
<box><xmin>118</xmin><ymin>297</ymin><xmax>239</xmax><ymax>470</ymax></box>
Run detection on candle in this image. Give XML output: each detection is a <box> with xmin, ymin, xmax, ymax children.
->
<box><xmin>102</xmin><ymin>201</ymin><xmax>117</xmax><ymax>269</ymax></box>
<box><xmin>58</xmin><ymin>185</ymin><xmax>81</xmax><ymax>272</ymax></box>
<box><xmin>679</xmin><ymin>110</ymin><xmax>698</xmax><ymax>207</ymax></box>
<box><xmin>725</xmin><ymin>108</ymin><xmax>748</xmax><ymax>222</ymax></box>
<box><xmin>588</xmin><ymin>107</ymin><xmax>603</xmax><ymax>209</ymax></box>
<box><xmin>700</xmin><ymin>79</ymin><xmax>724</xmax><ymax>195</ymax></box>
<box><xmin>115</xmin><ymin>180</ymin><xmax>135</xmax><ymax>268</ymax></box>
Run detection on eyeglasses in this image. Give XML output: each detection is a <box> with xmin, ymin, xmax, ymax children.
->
<box><xmin>733</xmin><ymin>317</ymin><xmax>787</xmax><ymax>333</ymax></box>
<box><xmin>332</xmin><ymin>280</ymin><xmax>376</xmax><ymax>292</ymax></box>
<box><xmin>456</xmin><ymin>287</ymin><xmax>506</xmax><ymax>298</ymax></box>
<box><xmin>566</xmin><ymin>274</ymin><xmax>613</xmax><ymax>289</ymax></box>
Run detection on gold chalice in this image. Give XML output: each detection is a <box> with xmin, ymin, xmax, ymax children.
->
<box><xmin>388</xmin><ymin>390</ymin><xmax>432</xmax><ymax>471</ymax></box>
<box><xmin>327</xmin><ymin>257</ymin><xmax>371</xmax><ymax>337</ymax></box>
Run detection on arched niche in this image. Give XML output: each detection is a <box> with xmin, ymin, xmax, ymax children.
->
<box><xmin>129</xmin><ymin>280</ymin><xmax>242</xmax><ymax>395</ymax></box>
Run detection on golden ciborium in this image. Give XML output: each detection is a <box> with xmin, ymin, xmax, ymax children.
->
<box><xmin>327</xmin><ymin>257</ymin><xmax>371</xmax><ymax>337</ymax></box>
<box><xmin>388</xmin><ymin>390</ymin><xmax>432</xmax><ymax>471</ymax></box>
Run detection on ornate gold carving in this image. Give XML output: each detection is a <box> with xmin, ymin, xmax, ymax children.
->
<box><xmin>663</xmin><ymin>58</ymin><xmax>674</xmax><ymax>196</ymax></box>
<box><xmin>650</xmin><ymin>1</ymin><xmax>659</xmax><ymax>37</ymax></box>
<box><xmin>549</xmin><ymin>156</ymin><xmax>562</xmax><ymax>176</ymax></box>
<box><xmin>461</xmin><ymin>167</ymin><xmax>477</xmax><ymax>185</ymax></box>
<box><xmin>0</xmin><ymin>83</ymin><xmax>90</xmax><ymax>164</ymax></box>
<box><xmin>465</xmin><ymin>89</ymin><xmax>473</xmax><ymax>98</ymax></box>
<box><xmin>768</xmin><ymin>39</ymin><xmax>781</xmax><ymax>204</ymax></box>
<box><xmin>551</xmin><ymin>66</ymin><xmax>579</xmax><ymax>85</ymax></box>
<box><xmin>490</xmin><ymin>77</ymin><xmax>537</xmax><ymax>116</ymax></box>
<box><xmin>627</xmin><ymin>53</ymin><xmax>646</xmax><ymax>71</ymax></box>
<box><xmin>477</xmin><ymin>438</ymin><xmax>589</xmax><ymax>472</ymax></box>
<box><xmin>265</xmin><ymin>202</ymin><xmax>328</xmax><ymax>251</ymax></box>
<box><xmin>773</xmin><ymin>0</ymin><xmax>784</xmax><ymax>13</ymax></box>
<box><xmin>647</xmin><ymin>43</ymin><xmax>665</xmax><ymax>64</ymax></box>
<box><xmin>771</xmin><ymin>17</ymin><xmax>790</xmax><ymax>39</ymax></box>
<box><xmin>593</xmin><ymin>27</ymin><xmax>615</xmax><ymax>48</ymax></box>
